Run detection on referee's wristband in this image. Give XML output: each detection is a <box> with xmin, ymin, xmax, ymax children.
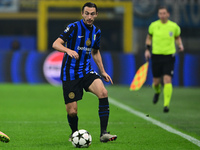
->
<box><xmin>145</xmin><ymin>45</ymin><xmax>151</xmax><ymax>50</ymax></box>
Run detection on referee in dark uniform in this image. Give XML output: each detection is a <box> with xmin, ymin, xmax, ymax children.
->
<box><xmin>52</xmin><ymin>2</ymin><xmax>117</xmax><ymax>142</ymax></box>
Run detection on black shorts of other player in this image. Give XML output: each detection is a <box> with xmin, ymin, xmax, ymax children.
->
<box><xmin>151</xmin><ymin>54</ymin><xmax>175</xmax><ymax>78</ymax></box>
<box><xmin>62</xmin><ymin>72</ymin><xmax>100</xmax><ymax>104</ymax></box>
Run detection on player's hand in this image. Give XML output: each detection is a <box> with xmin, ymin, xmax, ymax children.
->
<box><xmin>144</xmin><ymin>49</ymin><xmax>151</xmax><ymax>61</ymax></box>
<box><xmin>67</xmin><ymin>49</ymin><xmax>79</xmax><ymax>60</ymax></box>
<box><xmin>178</xmin><ymin>45</ymin><xmax>184</xmax><ymax>52</ymax></box>
<box><xmin>101</xmin><ymin>72</ymin><xmax>113</xmax><ymax>84</ymax></box>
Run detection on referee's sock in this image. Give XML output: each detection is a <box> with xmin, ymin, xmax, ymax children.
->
<box><xmin>67</xmin><ymin>114</ymin><xmax>78</xmax><ymax>134</ymax></box>
<box><xmin>152</xmin><ymin>83</ymin><xmax>161</xmax><ymax>94</ymax></box>
<box><xmin>99</xmin><ymin>97</ymin><xmax>109</xmax><ymax>136</ymax></box>
<box><xmin>164</xmin><ymin>83</ymin><xmax>173</xmax><ymax>107</ymax></box>
<box><xmin>152</xmin><ymin>83</ymin><xmax>161</xmax><ymax>104</ymax></box>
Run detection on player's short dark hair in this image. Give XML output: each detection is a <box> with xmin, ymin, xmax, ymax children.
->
<box><xmin>82</xmin><ymin>2</ymin><xmax>98</xmax><ymax>13</ymax></box>
<box><xmin>158</xmin><ymin>6</ymin><xmax>169</xmax><ymax>12</ymax></box>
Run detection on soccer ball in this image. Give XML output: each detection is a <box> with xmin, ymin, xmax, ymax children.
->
<box><xmin>71</xmin><ymin>129</ymin><xmax>92</xmax><ymax>148</ymax></box>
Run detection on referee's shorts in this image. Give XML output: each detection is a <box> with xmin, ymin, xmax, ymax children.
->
<box><xmin>62</xmin><ymin>71</ymin><xmax>100</xmax><ymax>104</ymax></box>
<box><xmin>151</xmin><ymin>54</ymin><xmax>175</xmax><ymax>78</ymax></box>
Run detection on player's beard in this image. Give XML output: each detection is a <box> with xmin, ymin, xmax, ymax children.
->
<box><xmin>84</xmin><ymin>18</ymin><xmax>93</xmax><ymax>27</ymax></box>
<box><xmin>160</xmin><ymin>18</ymin><xmax>168</xmax><ymax>23</ymax></box>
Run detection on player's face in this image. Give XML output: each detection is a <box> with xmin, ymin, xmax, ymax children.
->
<box><xmin>158</xmin><ymin>9</ymin><xmax>170</xmax><ymax>23</ymax></box>
<box><xmin>82</xmin><ymin>7</ymin><xmax>98</xmax><ymax>27</ymax></box>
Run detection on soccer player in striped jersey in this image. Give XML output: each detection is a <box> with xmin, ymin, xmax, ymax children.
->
<box><xmin>145</xmin><ymin>6</ymin><xmax>184</xmax><ymax>113</ymax></box>
<box><xmin>52</xmin><ymin>2</ymin><xmax>117</xmax><ymax>142</ymax></box>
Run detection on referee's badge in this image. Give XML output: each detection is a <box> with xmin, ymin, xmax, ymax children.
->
<box><xmin>169</xmin><ymin>31</ymin><xmax>173</xmax><ymax>37</ymax></box>
<box><xmin>68</xmin><ymin>92</ymin><xmax>75</xmax><ymax>99</ymax></box>
<box><xmin>86</xmin><ymin>38</ymin><xmax>91</xmax><ymax>46</ymax></box>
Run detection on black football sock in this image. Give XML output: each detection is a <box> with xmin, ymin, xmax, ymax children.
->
<box><xmin>67</xmin><ymin>114</ymin><xmax>78</xmax><ymax>134</ymax></box>
<box><xmin>99</xmin><ymin>97</ymin><xmax>109</xmax><ymax>136</ymax></box>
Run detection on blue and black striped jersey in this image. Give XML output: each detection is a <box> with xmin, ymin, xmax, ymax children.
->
<box><xmin>59</xmin><ymin>19</ymin><xmax>101</xmax><ymax>81</ymax></box>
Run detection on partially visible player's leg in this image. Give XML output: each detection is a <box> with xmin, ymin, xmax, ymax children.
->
<box><xmin>163</xmin><ymin>55</ymin><xmax>175</xmax><ymax>112</ymax></box>
<box><xmin>152</xmin><ymin>77</ymin><xmax>162</xmax><ymax>93</ymax></box>
<box><xmin>152</xmin><ymin>55</ymin><xmax>162</xmax><ymax>104</ymax></box>
<box><xmin>88</xmin><ymin>79</ymin><xmax>109</xmax><ymax>134</ymax></box>
<box><xmin>88</xmin><ymin>78</ymin><xmax>117</xmax><ymax>142</ymax></box>
<box><xmin>163</xmin><ymin>75</ymin><xmax>173</xmax><ymax>112</ymax></box>
<box><xmin>88</xmin><ymin>78</ymin><xmax>108</xmax><ymax>98</ymax></box>
<box><xmin>62</xmin><ymin>80</ymin><xmax>83</xmax><ymax>141</ymax></box>
<box><xmin>66</xmin><ymin>102</ymin><xmax>78</xmax><ymax>136</ymax></box>
<box><xmin>152</xmin><ymin>77</ymin><xmax>162</xmax><ymax>104</ymax></box>
<box><xmin>0</xmin><ymin>131</ymin><xmax>10</xmax><ymax>143</ymax></box>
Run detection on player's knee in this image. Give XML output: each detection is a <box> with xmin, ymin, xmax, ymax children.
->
<box><xmin>153</xmin><ymin>78</ymin><xmax>161</xmax><ymax>86</ymax></box>
<box><xmin>153</xmin><ymin>83</ymin><xmax>160</xmax><ymax>87</ymax></box>
<box><xmin>68</xmin><ymin>111</ymin><xmax>77</xmax><ymax>117</ymax></box>
<box><xmin>98</xmin><ymin>88</ymin><xmax>108</xmax><ymax>98</ymax></box>
<box><xmin>67</xmin><ymin>108</ymin><xmax>77</xmax><ymax>117</ymax></box>
<box><xmin>163</xmin><ymin>75</ymin><xmax>172</xmax><ymax>84</ymax></box>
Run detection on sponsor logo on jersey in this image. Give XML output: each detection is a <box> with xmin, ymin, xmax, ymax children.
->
<box><xmin>77</xmin><ymin>46</ymin><xmax>91</xmax><ymax>54</ymax></box>
<box><xmin>43</xmin><ymin>51</ymin><xmax>64</xmax><ymax>86</ymax></box>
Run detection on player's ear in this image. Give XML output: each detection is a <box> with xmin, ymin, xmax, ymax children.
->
<box><xmin>81</xmin><ymin>9</ymin><xmax>85</xmax><ymax>16</ymax></box>
<box><xmin>167</xmin><ymin>11</ymin><xmax>170</xmax><ymax>18</ymax></box>
<box><xmin>95</xmin><ymin>12</ymin><xmax>98</xmax><ymax>18</ymax></box>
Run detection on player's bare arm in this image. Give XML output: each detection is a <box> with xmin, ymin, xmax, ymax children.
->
<box><xmin>145</xmin><ymin>34</ymin><xmax>152</xmax><ymax>61</ymax></box>
<box><xmin>175</xmin><ymin>36</ymin><xmax>184</xmax><ymax>52</ymax></box>
<box><xmin>52</xmin><ymin>38</ymin><xmax>79</xmax><ymax>60</ymax></box>
<box><xmin>92</xmin><ymin>49</ymin><xmax>113</xmax><ymax>84</ymax></box>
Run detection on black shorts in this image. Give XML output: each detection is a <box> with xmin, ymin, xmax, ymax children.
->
<box><xmin>151</xmin><ymin>54</ymin><xmax>175</xmax><ymax>78</ymax></box>
<box><xmin>62</xmin><ymin>71</ymin><xmax>100</xmax><ymax>104</ymax></box>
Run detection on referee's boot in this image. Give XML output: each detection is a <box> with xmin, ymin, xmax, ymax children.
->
<box><xmin>163</xmin><ymin>106</ymin><xmax>169</xmax><ymax>113</ymax></box>
<box><xmin>153</xmin><ymin>93</ymin><xmax>160</xmax><ymax>104</ymax></box>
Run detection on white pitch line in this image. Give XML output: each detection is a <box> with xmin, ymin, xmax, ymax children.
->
<box><xmin>109</xmin><ymin>97</ymin><xmax>200</xmax><ymax>148</ymax></box>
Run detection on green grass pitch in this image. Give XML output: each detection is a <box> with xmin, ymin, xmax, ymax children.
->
<box><xmin>0</xmin><ymin>84</ymin><xmax>200</xmax><ymax>150</ymax></box>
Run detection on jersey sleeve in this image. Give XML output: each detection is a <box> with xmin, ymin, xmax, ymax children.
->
<box><xmin>148</xmin><ymin>23</ymin><xmax>153</xmax><ymax>36</ymax></box>
<box><xmin>174</xmin><ymin>24</ymin><xmax>181</xmax><ymax>37</ymax></box>
<box><xmin>93</xmin><ymin>29</ymin><xmax>101</xmax><ymax>50</ymax></box>
<box><xmin>59</xmin><ymin>24</ymin><xmax>75</xmax><ymax>42</ymax></box>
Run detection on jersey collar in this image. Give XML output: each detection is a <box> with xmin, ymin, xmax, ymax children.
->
<box><xmin>81</xmin><ymin>19</ymin><xmax>93</xmax><ymax>31</ymax></box>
